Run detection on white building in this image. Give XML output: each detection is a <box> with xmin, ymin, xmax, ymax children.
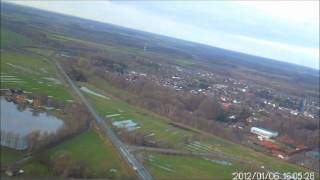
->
<box><xmin>250</xmin><ymin>127</ymin><xmax>278</xmax><ymax>139</ymax></box>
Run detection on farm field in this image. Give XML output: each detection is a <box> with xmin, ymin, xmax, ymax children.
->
<box><xmin>1</xmin><ymin>28</ymin><xmax>72</xmax><ymax>101</ymax></box>
<box><xmin>0</xmin><ymin>50</ymin><xmax>72</xmax><ymax>101</ymax></box>
<box><xmin>47</xmin><ymin>131</ymin><xmax>135</xmax><ymax>179</ymax></box>
<box><xmin>1</xmin><ymin>131</ymin><xmax>135</xmax><ymax>178</ymax></box>
<box><xmin>139</xmin><ymin>151</ymin><xmax>250</xmax><ymax>180</ymax></box>
<box><xmin>19</xmin><ymin>160</ymin><xmax>52</xmax><ymax>178</ymax></box>
<box><xmin>0</xmin><ymin>147</ymin><xmax>24</xmax><ymax>165</ymax></box>
<box><xmin>1</xmin><ymin>27</ymin><xmax>33</xmax><ymax>48</ymax></box>
<box><xmin>0</xmin><ymin>146</ymin><xmax>52</xmax><ymax>177</ymax></box>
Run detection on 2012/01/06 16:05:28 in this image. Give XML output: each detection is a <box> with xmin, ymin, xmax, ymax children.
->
<box><xmin>232</xmin><ymin>171</ymin><xmax>315</xmax><ymax>180</ymax></box>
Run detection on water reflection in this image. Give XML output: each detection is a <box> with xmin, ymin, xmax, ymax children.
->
<box><xmin>0</xmin><ymin>97</ymin><xmax>64</xmax><ymax>150</ymax></box>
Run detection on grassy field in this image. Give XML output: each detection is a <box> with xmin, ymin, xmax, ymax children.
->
<box><xmin>1</xmin><ymin>131</ymin><xmax>134</xmax><ymax>179</ymax></box>
<box><xmin>0</xmin><ymin>146</ymin><xmax>52</xmax><ymax>177</ymax></box>
<box><xmin>25</xmin><ymin>47</ymin><xmax>54</xmax><ymax>57</ymax></box>
<box><xmin>1</xmin><ymin>50</ymin><xmax>72</xmax><ymax>101</ymax></box>
<box><xmin>47</xmin><ymin>131</ymin><xmax>135</xmax><ymax>179</ymax></box>
<box><xmin>77</xmin><ymin>80</ymin><xmax>313</xmax><ymax>175</ymax></box>
<box><xmin>140</xmin><ymin>152</ymin><xmax>250</xmax><ymax>180</ymax></box>
<box><xmin>47</xmin><ymin>33</ymin><xmax>136</xmax><ymax>55</ymax></box>
<box><xmin>1</xmin><ymin>28</ymin><xmax>72</xmax><ymax>100</ymax></box>
<box><xmin>20</xmin><ymin>160</ymin><xmax>52</xmax><ymax>177</ymax></box>
<box><xmin>175</xmin><ymin>58</ymin><xmax>196</xmax><ymax>65</ymax></box>
<box><xmin>0</xmin><ymin>146</ymin><xmax>24</xmax><ymax>165</ymax></box>
<box><xmin>1</xmin><ymin>27</ymin><xmax>33</xmax><ymax>48</ymax></box>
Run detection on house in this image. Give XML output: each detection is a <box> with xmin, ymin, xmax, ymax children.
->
<box><xmin>222</xmin><ymin>103</ymin><xmax>231</xmax><ymax>111</ymax></box>
<box><xmin>257</xmin><ymin>140</ymin><xmax>279</xmax><ymax>150</ymax></box>
<box><xmin>272</xmin><ymin>150</ymin><xmax>288</xmax><ymax>160</ymax></box>
<box><xmin>278</xmin><ymin>135</ymin><xmax>296</xmax><ymax>147</ymax></box>
<box><xmin>15</xmin><ymin>95</ymin><xmax>27</xmax><ymax>104</ymax></box>
<box><xmin>250</xmin><ymin>127</ymin><xmax>278</xmax><ymax>139</ymax></box>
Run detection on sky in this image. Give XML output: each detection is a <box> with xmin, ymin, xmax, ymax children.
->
<box><xmin>8</xmin><ymin>1</ymin><xmax>320</xmax><ymax>69</ymax></box>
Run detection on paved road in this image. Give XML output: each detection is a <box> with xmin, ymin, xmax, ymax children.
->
<box><xmin>53</xmin><ymin>59</ymin><xmax>153</xmax><ymax>180</ymax></box>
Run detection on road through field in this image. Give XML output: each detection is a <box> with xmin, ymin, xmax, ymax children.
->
<box><xmin>53</xmin><ymin>57</ymin><xmax>153</xmax><ymax>180</ymax></box>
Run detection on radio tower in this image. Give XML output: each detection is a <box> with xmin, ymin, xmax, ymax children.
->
<box><xmin>143</xmin><ymin>43</ymin><xmax>147</xmax><ymax>52</ymax></box>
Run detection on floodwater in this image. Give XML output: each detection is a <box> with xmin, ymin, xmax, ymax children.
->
<box><xmin>80</xmin><ymin>86</ymin><xmax>110</xmax><ymax>99</ymax></box>
<box><xmin>112</xmin><ymin>119</ymin><xmax>140</xmax><ymax>132</ymax></box>
<box><xmin>0</xmin><ymin>97</ymin><xmax>64</xmax><ymax>149</ymax></box>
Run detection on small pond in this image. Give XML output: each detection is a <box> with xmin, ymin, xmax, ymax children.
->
<box><xmin>0</xmin><ymin>97</ymin><xmax>64</xmax><ymax>150</ymax></box>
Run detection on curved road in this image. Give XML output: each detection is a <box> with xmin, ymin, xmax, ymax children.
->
<box><xmin>53</xmin><ymin>58</ymin><xmax>153</xmax><ymax>180</ymax></box>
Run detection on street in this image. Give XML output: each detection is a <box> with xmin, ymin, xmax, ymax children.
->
<box><xmin>53</xmin><ymin>58</ymin><xmax>153</xmax><ymax>180</ymax></box>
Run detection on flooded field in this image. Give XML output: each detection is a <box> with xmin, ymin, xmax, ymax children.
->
<box><xmin>112</xmin><ymin>119</ymin><xmax>140</xmax><ymax>132</ymax></box>
<box><xmin>80</xmin><ymin>86</ymin><xmax>110</xmax><ymax>99</ymax></box>
<box><xmin>0</xmin><ymin>97</ymin><xmax>64</xmax><ymax>150</ymax></box>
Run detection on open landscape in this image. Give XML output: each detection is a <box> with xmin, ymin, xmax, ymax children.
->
<box><xmin>1</xmin><ymin>2</ymin><xmax>319</xmax><ymax>180</ymax></box>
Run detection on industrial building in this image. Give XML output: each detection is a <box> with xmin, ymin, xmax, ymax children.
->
<box><xmin>250</xmin><ymin>127</ymin><xmax>278</xmax><ymax>139</ymax></box>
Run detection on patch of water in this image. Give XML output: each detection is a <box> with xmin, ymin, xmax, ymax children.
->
<box><xmin>80</xmin><ymin>86</ymin><xmax>110</xmax><ymax>99</ymax></box>
<box><xmin>0</xmin><ymin>97</ymin><xmax>64</xmax><ymax>150</ymax></box>
<box><xmin>106</xmin><ymin>114</ymin><xmax>121</xmax><ymax>118</ymax></box>
<box><xmin>203</xmin><ymin>157</ymin><xmax>232</xmax><ymax>166</ymax></box>
<box><xmin>112</xmin><ymin>120</ymin><xmax>140</xmax><ymax>132</ymax></box>
<box><xmin>43</xmin><ymin>77</ymin><xmax>62</xmax><ymax>85</ymax></box>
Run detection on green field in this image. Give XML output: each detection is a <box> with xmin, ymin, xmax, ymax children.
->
<box><xmin>25</xmin><ymin>47</ymin><xmax>54</xmax><ymax>57</ymax></box>
<box><xmin>0</xmin><ymin>146</ymin><xmax>24</xmax><ymax>165</ymax></box>
<box><xmin>20</xmin><ymin>160</ymin><xmax>52</xmax><ymax>177</ymax></box>
<box><xmin>1</xmin><ymin>27</ymin><xmax>33</xmax><ymax>48</ymax></box>
<box><xmin>0</xmin><ymin>146</ymin><xmax>52</xmax><ymax>177</ymax></box>
<box><xmin>1</xmin><ymin>131</ymin><xmax>135</xmax><ymax>179</ymax></box>
<box><xmin>175</xmin><ymin>58</ymin><xmax>196</xmax><ymax>65</ymax></box>
<box><xmin>47</xmin><ymin>33</ymin><xmax>136</xmax><ymax>55</ymax></box>
<box><xmin>141</xmin><ymin>152</ymin><xmax>250</xmax><ymax>180</ymax></box>
<box><xmin>1</xmin><ymin>50</ymin><xmax>72</xmax><ymax>101</ymax></box>
<box><xmin>47</xmin><ymin>131</ymin><xmax>135</xmax><ymax>179</ymax></box>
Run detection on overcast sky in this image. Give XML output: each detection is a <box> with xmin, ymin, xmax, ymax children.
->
<box><xmin>9</xmin><ymin>1</ymin><xmax>320</xmax><ymax>69</ymax></box>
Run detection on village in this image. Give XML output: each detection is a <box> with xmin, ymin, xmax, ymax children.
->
<box><xmin>123</xmin><ymin>64</ymin><xmax>319</xmax><ymax>121</ymax></box>
<box><xmin>115</xmin><ymin>63</ymin><xmax>320</xmax><ymax>171</ymax></box>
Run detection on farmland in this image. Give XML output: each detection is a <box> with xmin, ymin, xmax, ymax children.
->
<box><xmin>0</xmin><ymin>147</ymin><xmax>24</xmax><ymax>165</ymax></box>
<box><xmin>1</xmin><ymin>27</ymin><xmax>32</xmax><ymax>48</ymax></box>
<box><xmin>1</xmin><ymin>131</ymin><xmax>135</xmax><ymax>178</ymax></box>
<box><xmin>47</xmin><ymin>131</ymin><xmax>135</xmax><ymax>179</ymax></box>
<box><xmin>139</xmin><ymin>152</ymin><xmax>250</xmax><ymax>180</ymax></box>
<box><xmin>1</xmin><ymin>50</ymin><xmax>72</xmax><ymax>101</ymax></box>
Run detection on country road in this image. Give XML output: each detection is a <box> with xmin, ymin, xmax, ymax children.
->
<box><xmin>53</xmin><ymin>58</ymin><xmax>153</xmax><ymax>180</ymax></box>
